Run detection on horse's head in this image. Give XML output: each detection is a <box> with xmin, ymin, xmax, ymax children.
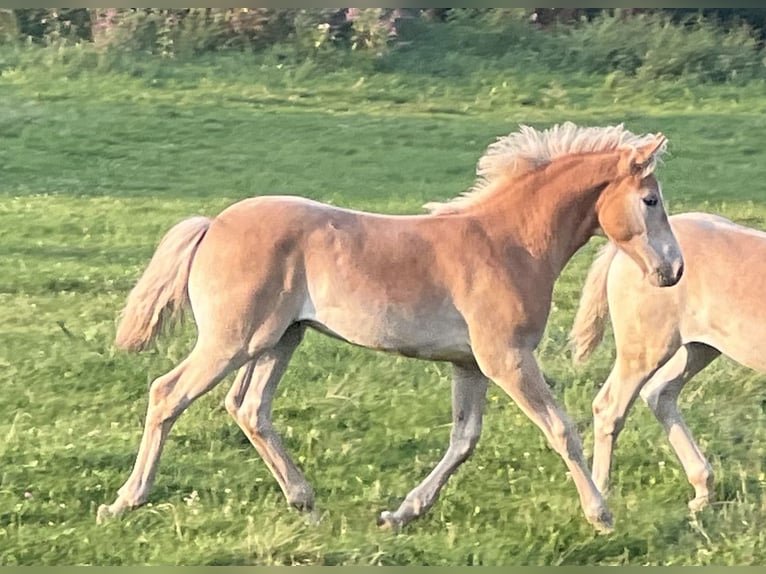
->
<box><xmin>596</xmin><ymin>134</ymin><xmax>683</xmax><ymax>287</ymax></box>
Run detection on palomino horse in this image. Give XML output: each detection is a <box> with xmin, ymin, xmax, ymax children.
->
<box><xmin>570</xmin><ymin>212</ymin><xmax>766</xmax><ymax>512</ymax></box>
<box><xmin>97</xmin><ymin>122</ymin><xmax>683</xmax><ymax>531</ymax></box>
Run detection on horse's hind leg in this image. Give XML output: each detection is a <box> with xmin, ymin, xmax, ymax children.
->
<box><xmin>97</xmin><ymin>341</ymin><xmax>246</xmax><ymax>523</ymax></box>
<box><xmin>377</xmin><ymin>362</ymin><xmax>489</xmax><ymax>530</ymax></box>
<box><xmin>225</xmin><ymin>324</ymin><xmax>315</xmax><ymax>512</ymax></box>
<box><xmin>639</xmin><ymin>342</ymin><xmax>720</xmax><ymax>511</ymax></box>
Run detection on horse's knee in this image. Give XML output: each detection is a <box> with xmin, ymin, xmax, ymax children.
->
<box><xmin>236</xmin><ymin>402</ymin><xmax>271</xmax><ymax>438</ymax></box>
<box><xmin>451</xmin><ymin>415</ymin><xmax>483</xmax><ymax>460</ymax></box>
<box><xmin>147</xmin><ymin>374</ymin><xmax>183</xmax><ymax>423</ymax></box>
<box><xmin>592</xmin><ymin>389</ymin><xmax>610</xmax><ymax>420</ymax></box>
<box><xmin>224</xmin><ymin>392</ymin><xmax>240</xmax><ymax>417</ymax></box>
<box><xmin>549</xmin><ymin>417</ymin><xmax>582</xmax><ymax>459</ymax></box>
<box><xmin>149</xmin><ymin>351</ymin><xmax>237</xmax><ymax>423</ymax></box>
<box><xmin>452</xmin><ymin>431</ymin><xmax>480</xmax><ymax>462</ymax></box>
<box><xmin>598</xmin><ymin>416</ymin><xmax>625</xmax><ymax>440</ymax></box>
<box><xmin>592</xmin><ymin>398</ymin><xmax>607</xmax><ymax>430</ymax></box>
<box><xmin>592</xmin><ymin>402</ymin><xmax>623</xmax><ymax>440</ymax></box>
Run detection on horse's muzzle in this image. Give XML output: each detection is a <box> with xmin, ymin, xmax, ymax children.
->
<box><xmin>654</xmin><ymin>259</ymin><xmax>684</xmax><ymax>287</ymax></box>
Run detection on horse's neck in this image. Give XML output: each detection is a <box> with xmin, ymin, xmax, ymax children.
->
<box><xmin>476</xmin><ymin>153</ymin><xmax>617</xmax><ymax>275</ymax></box>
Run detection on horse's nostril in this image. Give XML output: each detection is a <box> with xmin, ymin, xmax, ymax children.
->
<box><xmin>656</xmin><ymin>265</ymin><xmax>681</xmax><ymax>287</ymax></box>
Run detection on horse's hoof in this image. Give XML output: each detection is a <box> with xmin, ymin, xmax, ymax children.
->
<box><xmin>290</xmin><ymin>499</ymin><xmax>314</xmax><ymax>513</ymax></box>
<box><xmin>587</xmin><ymin>507</ymin><xmax>614</xmax><ymax>534</ymax></box>
<box><xmin>287</xmin><ymin>486</ymin><xmax>315</xmax><ymax>514</ymax></box>
<box><xmin>303</xmin><ymin>508</ymin><xmax>322</xmax><ymax>526</ymax></box>
<box><xmin>96</xmin><ymin>503</ymin><xmax>119</xmax><ymax>525</ymax></box>
<box><xmin>376</xmin><ymin>510</ymin><xmax>403</xmax><ymax>532</ymax></box>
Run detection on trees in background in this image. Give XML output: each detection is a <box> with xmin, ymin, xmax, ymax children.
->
<box><xmin>3</xmin><ymin>9</ymin><xmax>765</xmax><ymax>52</ymax></box>
<box><xmin>0</xmin><ymin>8</ymin><xmax>763</xmax><ymax>84</ymax></box>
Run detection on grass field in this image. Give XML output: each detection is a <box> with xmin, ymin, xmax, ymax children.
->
<box><xmin>2</xmin><ymin>48</ymin><xmax>766</xmax><ymax>565</ymax></box>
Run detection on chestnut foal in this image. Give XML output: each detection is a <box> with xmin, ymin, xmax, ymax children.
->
<box><xmin>99</xmin><ymin>122</ymin><xmax>682</xmax><ymax>531</ymax></box>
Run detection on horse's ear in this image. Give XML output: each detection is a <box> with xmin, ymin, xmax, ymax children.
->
<box><xmin>634</xmin><ymin>133</ymin><xmax>667</xmax><ymax>165</ymax></box>
<box><xmin>621</xmin><ymin>133</ymin><xmax>667</xmax><ymax>176</ymax></box>
<box><xmin>633</xmin><ymin>133</ymin><xmax>668</xmax><ymax>170</ymax></box>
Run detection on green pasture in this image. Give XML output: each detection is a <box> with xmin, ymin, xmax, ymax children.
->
<box><xmin>1</xmin><ymin>50</ymin><xmax>766</xmax><ymax>565</ymax></box>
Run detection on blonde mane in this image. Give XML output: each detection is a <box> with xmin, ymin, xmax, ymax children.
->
<box><xmin>425</xmin><ymin>122</ymin><xmax>666</xmax><ymax>215</ymax></box>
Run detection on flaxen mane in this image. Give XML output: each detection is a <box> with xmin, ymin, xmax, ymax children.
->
<box><xmin>425</xmin><ymin>122</ymin><xmax>667</xmax><ymax>215</ymax></box>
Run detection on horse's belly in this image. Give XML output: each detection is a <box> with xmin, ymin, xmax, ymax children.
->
<box><xmin>301</xmin><ymin>299</ymin><xmax>473</xmax><ymax>362</ymax></box>
<box><xmin>691</xmin><ymin>324</ymin><xmax>766</xmax><ymax>373</ymax></box>
<box><xmin>379</xmin><ymin>322</ymin><xmax>473</xmax><ymax>362</ymax></box>
<box><xmin>683</xmin><ymin>304</ymin><xmax>766</xmax><ymax>372</ymax></box>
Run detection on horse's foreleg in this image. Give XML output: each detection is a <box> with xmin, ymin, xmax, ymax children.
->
<box><xmin>639</xmin><ymin>342</ymin><xmax>719</xmax><ymax>511</ymax></box>
<box><xmin>377</xmin><ymin>362</ymin><xmax>488</xmax><ymax>530</ymax></box>
<box><xmin>225</xmin><ymin>324</ymin><xmax>315</xmax><ymax>513</ymax></box>
<box><xmin>590</xmin><ymin>332</ymin><xmax>681</xmax><ymax>497</ymax></box>
<box><xmin>481</xmin><ymin>347</ymin><xmax>612</xmax><ymax>532</ymax></box>
<box><xmin>590</xmin><ymin>360</ymin><xmax>655</xmax><ymax>497</ymax></box>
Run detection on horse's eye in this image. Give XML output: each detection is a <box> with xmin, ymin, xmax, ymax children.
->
<box><xmin>642</xmin><ymin>195</ymin><xmax>659</xmax><ymax>207</ymax></box>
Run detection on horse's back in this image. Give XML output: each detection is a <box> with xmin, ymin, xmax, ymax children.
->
<box><xmin>187</xmin><ymin>194</ymin><xmax>476</xmax><ymax>362</ymax></box>
<box><xmin>669</xmin><ymin>212</ymin><xmax>766</xmax><ymax>280</ymax></box>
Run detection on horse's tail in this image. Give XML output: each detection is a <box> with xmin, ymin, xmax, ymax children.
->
<box><xmin>115</xmin><ymin>216</ymin><xmax>211</xmax><ymax>352</ymax></box>
<box><xmin>569</xmin><ymin>242</ymin><xmax>618</xmax><ymax>364</ymax></box>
